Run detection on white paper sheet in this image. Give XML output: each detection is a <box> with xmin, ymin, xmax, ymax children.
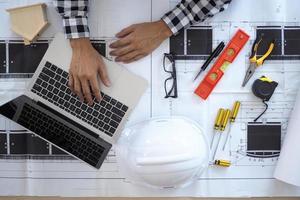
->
<box><xmin>0</xmin><ymin>0</ymin><xmax>300</xmax><ymax>197</ymax></box>
<box><xmin>274</xmin><ymin>86</ymin><xmax>300</xmax><ymax>187</ymax></box>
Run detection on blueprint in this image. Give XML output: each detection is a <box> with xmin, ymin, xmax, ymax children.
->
<box><xmin>0</xmin><ymin>0</ymin><xmax>300</xmax><ymax>197</ymax></box>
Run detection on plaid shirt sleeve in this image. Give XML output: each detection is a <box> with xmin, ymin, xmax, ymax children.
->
<box><xmin>162</xmin><ymin>0</ymin><xmax>232</xmax><ymax>35</ymax></box>
<box><xmin>53</xmin><ymin>0</ymin><xmax>90</xmax><ymax>39</ymax></box>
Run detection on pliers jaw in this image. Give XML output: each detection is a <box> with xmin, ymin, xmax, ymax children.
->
<box><xmin>242</xmin><ymin>63</ymin><xmax>257</xmax><ymax>87</ymax></box>
<box><xmin>241</xmin><ymin>37</ymin><xmax>275</xmax><ymax>87</ymax></box>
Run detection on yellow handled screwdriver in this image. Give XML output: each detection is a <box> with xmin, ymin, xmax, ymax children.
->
<box><xmin>222</xmin><ymin>101</ymin><xmax>241</xmax><ymax>150</ymax></box>
<box><xmin>214</xmin><ymin>159</ymin><xmax>231</xmax><ymax>167</ymax></box>
<box><xmin>210</xmin><ymin>108</ymin><xmax>225</xmax><ymax>148</ymax></box>
<box><xmin>212</xmin><ymin>109</ymin><xmax>231</xmax><ymax>160</ymax></box>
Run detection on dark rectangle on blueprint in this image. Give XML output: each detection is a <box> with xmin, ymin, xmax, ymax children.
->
<box><xmin>186</xmin><ymin>29</ymin><xmax>212</xmax><ymax>55</ymax></box>
<box><xmin>284</xmin><ymin>29</ymin><xmax>300</xmax><ymax>55</ymax></box>
<box><xmin>247</xmin><ymin>123</ymin><xmax>281</xmax><ymax>151</ymax></box>
<box><xmin>10</xmin><ymin>133</ymin><xmax>49</xmax><ymax>154</ymax></box>
<box><xmin>256</xmin><ymin>28</ymin><xmax>282</xmax><ymax>57</ymax></box>
<box><xmin>170</xmin><ymin>29</ymin><xmax>184</xmax><ymax>55</ymax></box>
<box><xmin>9</xmin><ymin>42</ymin><xmax>48</xmax><ymax>74</ymax></box>
<box><xmin>0</xmin><ymin>134</ymin><xmax>7</xmax><ymax>154</ymax></box>
<box><xmin>91</xmin><ymin>41</ymin><xmax>106</xmax><ymax>57</ymax></box>
<box><xmin>0</xmin><ymin>43</ymin><xmax>6</xmax><ymax>73</ymax></box>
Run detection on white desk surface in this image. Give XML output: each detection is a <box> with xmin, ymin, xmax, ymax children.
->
<box><xmin>0</xmin><ymin>0</ymin><xmax>300</xmax><ymax>197</ymax></box>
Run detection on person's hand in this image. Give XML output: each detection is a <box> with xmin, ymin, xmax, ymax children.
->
<box><xmin>110</xmin><ymin>20</ymin><xmax>172</xmax><ymax>63</ymax></box>
<box><xmin>69</xmin><ymin>38</ymin><xmax>111</xmax><ymax>105</ymax></box>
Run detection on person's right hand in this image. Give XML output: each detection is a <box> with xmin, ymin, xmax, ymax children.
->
<box><xmin>69</xmin><ymin>38</ymin><xmax>111</xmax><ymax>105</ymax></box>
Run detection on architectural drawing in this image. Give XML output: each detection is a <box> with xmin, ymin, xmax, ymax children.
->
<box><xmin>0</xmin><ymin>0</ymin><xmax>299</xmax><ymax>197</ymax></box>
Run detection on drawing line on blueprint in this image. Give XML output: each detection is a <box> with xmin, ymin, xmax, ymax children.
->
<box><xmin>0</xmin><ymin>1</ymin><xmax>300</xmax><ymax>182</ymax></box>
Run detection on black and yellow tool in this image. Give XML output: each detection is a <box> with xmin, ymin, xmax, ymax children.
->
<box><xmin>222</xmin><ymin>101</ymin><xmax>241</xmax><ymax>150</ymax></box>
<box><xmin>214</xmin><ymin>159</ymin><xmax>231</xmax><ymax>167</ymax></box>
<box><xmin>242</xmin><ymin>37</ymin><xmax>275</xmax><ymax>87</ymax></box>
<box><xmin>212</xmin><ymin>109</ymin><xmax>231</xmax><ymax>160</ymax></box>
<box><xmin>210</xmin><ymin>108</ymin><xmax>225</xmax><ymax>148</ymax></box>
<box><xmin>252</xmin><ymin>76</ymin><xmax>278</xmax><ymax>122</ymax></box>
<box><xmin>230</xmin><ymin>101</ymin><xmax>241</xmax><ymax>123</ymax></box>
<box><xmin>252</xmin><ymin>76</ymin><xmax>278</xmax><ymax>101</ymax></box>
<box><xmin>220</xmin><ymin>109</ymin><xmax>231</xmax><ymax>131</ymax></box>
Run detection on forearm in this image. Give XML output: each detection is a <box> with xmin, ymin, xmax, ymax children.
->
<box><xmin>162</xmin><ymin>0</ymin><xmax>232</xmax><ymax>35</ymax></box>
<box><xmin>53</xmin><ymin>0</ymin><xmax>90</xmax><ymax>39</ymax></box>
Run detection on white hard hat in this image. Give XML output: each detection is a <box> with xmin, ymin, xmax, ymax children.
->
<box><xmin>116</xmin><ymin>116</ymin><xmax>209</xmax><ymax>189</ymax></box>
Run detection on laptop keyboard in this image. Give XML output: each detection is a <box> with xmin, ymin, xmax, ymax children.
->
<box><xmin>17</xmin><ymin>103</ymin><xmax>110</xmax><ymax>168</ymax></box>
<box><xmin>31</xmin><ymin>61</ymin><xmax>129</xmax><ymax>137</ymax></box>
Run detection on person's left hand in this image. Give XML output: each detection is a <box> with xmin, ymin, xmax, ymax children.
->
<box><xmin>109</xmin><ymin>20</ymin><xmax>172</xmax><ymax>63</ymax></box>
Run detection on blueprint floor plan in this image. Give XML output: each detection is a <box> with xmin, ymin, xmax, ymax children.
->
<box><xmin>0</xmin><ymin>0</ymin><xmax>300</xmax><ymax>197</ymax></box>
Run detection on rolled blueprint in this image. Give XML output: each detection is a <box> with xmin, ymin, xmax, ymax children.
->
<box><xmin>274</xmin><ymin>88</ymin><xmax>300</xmax><ymax>187</ymax></box>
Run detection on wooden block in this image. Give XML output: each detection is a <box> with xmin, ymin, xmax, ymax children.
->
<box><xmin>23</xmin><ymin>38</ymin><xmax>31</xmax><ymax>45</ymax></box>
<box><xmin>6</xmin><ymin>3</ymin><xmax>49</xmax><ymax>45</ymax></box>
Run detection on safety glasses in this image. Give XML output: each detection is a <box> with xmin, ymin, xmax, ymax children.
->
<box><xmin>163</xmin><ymin>53</ymin><xmax>178</xmax><ymax>98</ymax></box>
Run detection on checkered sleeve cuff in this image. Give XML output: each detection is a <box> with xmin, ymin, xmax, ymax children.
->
<box><xmin>162</xmin><ymin>4</ymin><xmax>190</xmax><ymax>35</ymax></box>
<box><xmin>162</xmin><ymin>0</ymin><xmax>231</xmax><ymax>35</ymax></box>
<box><xmin>62</xmin><ymin>16</ymin><xmax>90</xmax><ymax>39</ymax></box>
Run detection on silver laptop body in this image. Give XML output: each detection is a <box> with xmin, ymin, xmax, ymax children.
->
<box><xmin>0</xmin><ymin>33</ymin><xmax>148</xmax><ymax>169</ymax></box>
<box><xmin>27</xmin><ymin>33</ymin><xmax>148</xmax><ymax>144</ymax></box>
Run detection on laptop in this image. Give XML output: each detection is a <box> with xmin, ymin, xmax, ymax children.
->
<box><xmin>0</xmin><ymin>33</ymin><xmax>148</xmax><ymax>169</ymax></box>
